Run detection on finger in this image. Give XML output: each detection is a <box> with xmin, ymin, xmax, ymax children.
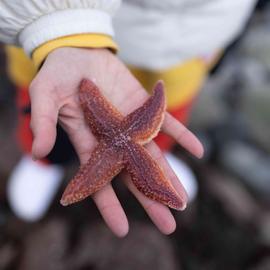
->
<box><xmin>124</xmin><ymin>141</ymin><xmax>189</xmax><ymax>235</ymax></box>
<box><xmin>93</xmin><ymin>184</ymin><xmax>129</xmax><ymax>237</ymax></box>
<box><xmin>146</xmin><ymin>141</ymin><xmax>188</xmax><ymax>201</ymax></box>
<box><xmin>62</xmin><ymin>122</ymin><xmax>129</xmax><ymax>237</ymax></box>
<box><xmin>30</xmin><ymin>87</ymin><xmax>58</xmax><ymax>160</ymax></box>
<box><xmin>125</xmin><ymin>176</ymin><xmax>176</xmax><ymax>235</ymax></box>
<box><xmin>162</xmin><ymin>112</ymin><xmax>204</xmax><ymax>159</ymax></box>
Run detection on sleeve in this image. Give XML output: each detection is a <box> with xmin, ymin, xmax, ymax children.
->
<box><xmin>0</xmin><ymin>0</ymin><xmax>121</xmax><ymax>57</ymax></box>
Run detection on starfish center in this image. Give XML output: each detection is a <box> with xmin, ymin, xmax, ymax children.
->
<box><xmin>110</xmin><ymin>131</ymin><xmax>131</xmax><ymax>149</ymax></box>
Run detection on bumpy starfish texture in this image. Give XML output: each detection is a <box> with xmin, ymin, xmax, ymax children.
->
<box><xmin>60</xmin><ymin>79</ymin><xmax>186</xmax><ymax>210</ymax></box>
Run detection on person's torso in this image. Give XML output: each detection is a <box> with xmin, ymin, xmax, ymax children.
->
<box><xmin>114</xmin><ymin>0</ymin><xmax>256</xmax><ymax>69</ymax></box>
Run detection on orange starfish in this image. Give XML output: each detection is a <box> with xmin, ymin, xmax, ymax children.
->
<box><xmin>61</xmin><ymin>79</ymin><xmax>185</xmax><ymax>210</ymax></box>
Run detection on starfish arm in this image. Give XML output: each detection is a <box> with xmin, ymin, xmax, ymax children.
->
<box><xmin>79</xmin><ymin>79</ymin><xmax>124</xmax><ymax>137</ymax></box>
<box><xmin>123</xmin><ymin>81</ymin><xmax>166</xmax><ymax>145</ymax></box>
<box><xmin>61</xmin><ymin>141</ymin><xmax>124</xmax><ymax>206</ymax></box>
<box><xmin>125</xmin><ymin>142</ymin><xmax>186</xmax><ymax>210</ymax></box>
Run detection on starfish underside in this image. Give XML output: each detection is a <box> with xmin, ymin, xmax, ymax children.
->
<box><xmin>61</xmin><ymin>79</ymin><xmax>185</xmax><ymax>210</ymax></box>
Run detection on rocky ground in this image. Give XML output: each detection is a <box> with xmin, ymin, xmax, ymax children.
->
<box><xmin>0</xmin><ymin>3</ymin><xmax>270</xmax><ymax>270</ymax></box>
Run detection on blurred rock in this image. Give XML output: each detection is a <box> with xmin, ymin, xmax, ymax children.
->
<box><xmin>202</xmin><ymin>166</ymin><xmax>261</xmax><ymax>225</ymax></box>
<box><xmin>68</xmin><ymin>221</ymin><xmax>179</xmax><ymax>270</ymax></box>
<box><xmin>19</xmin><ymin>218</ymin><xmax>68</xmax><ymax>270</ymax></box>
<box><xmin>241</xmin><ymin>14</ymin><xmax>270</xmax><ymax>70</ymax></box>
<box><xmin>0</xmin><ymin>243</ymin><xmax>17</xmax><ymax>269</ymax></box>
<box><xmin>18</xmin><ymin>218</ymin><xmax>179</xmax><ymax>270</ymax></box>
<box><xmin>258</xmin><ymin>213</ymin><xmax>270</xmax><ymax>246</ymax></box>
<box><xmin>189</xmin><ymin>77</ymin><xmax>228</xmax><ymax>130</ymax></box>
<box><xmin>248</xmin><ymin>257</ymin><xmax>270</xmax><ymax>270</ymax></box>
<box><xmin>219</xmin><ymin>141</ymin><xmax>270</xmax><ymax>199</ymax></box>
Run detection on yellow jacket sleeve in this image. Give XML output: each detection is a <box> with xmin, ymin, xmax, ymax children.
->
<box><xmin>32</xmin><ymin>33</ymin><xmax>118</xmax><ymax>69</ymax></box>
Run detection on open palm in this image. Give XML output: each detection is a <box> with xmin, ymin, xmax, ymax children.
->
<box><xmin>30</xmin><ymin>48</ymin><xmax>203</xmax><ymax>236</ymax></box>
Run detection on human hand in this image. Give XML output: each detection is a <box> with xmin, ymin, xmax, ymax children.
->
<box><xmin>30</xmin><ymin>48</ymin><xmax>203</xmax><ymax>237</ymax></box>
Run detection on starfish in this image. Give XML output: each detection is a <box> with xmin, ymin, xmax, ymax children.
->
<box><xmin>60</xmin><ymin>79</ymin><xmax>185</xmax><ymax>210</ymax></box>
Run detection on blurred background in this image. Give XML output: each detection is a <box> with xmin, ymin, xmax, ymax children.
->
<box><xmin>0</xmin><ymin>1</ymin><xmax>270</xmax><ymax>269</ymax></box>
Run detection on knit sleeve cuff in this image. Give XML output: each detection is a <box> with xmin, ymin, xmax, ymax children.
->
<box><xmin>19</xmin><ymin>8</ymin><xmax>115</xmax><ymax>55</ymax></box>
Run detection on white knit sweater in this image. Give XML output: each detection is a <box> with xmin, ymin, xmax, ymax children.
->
<box><xmin>0</xmin><ymin>0</ymin><xmax>257</xmax><ymax>69</ymax></box>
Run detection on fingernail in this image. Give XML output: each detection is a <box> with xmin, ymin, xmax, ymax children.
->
<box><xmin>198</xmin><ymin>151</ymin><xmax>204</xmax><ymax>159</ymax></box>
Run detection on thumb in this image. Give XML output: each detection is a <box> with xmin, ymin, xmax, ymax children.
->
<box><xmin>30</xmin><ymin>84</ymin><xmax>58</xmax><ymax>160</ymax></box>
